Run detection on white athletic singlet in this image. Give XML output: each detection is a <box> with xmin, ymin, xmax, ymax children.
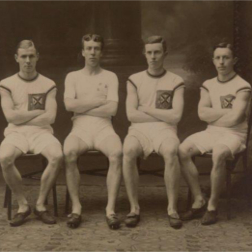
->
<box><xmin>201</xmin><ymin>74</ymin><xmax>251</xmax><ymax>133</ymax></box>
<box><xmin>128</xmin><ymin>70</ymin><xmax>185</xmax><ymax>133</ymax></box>
<box><xmin>0</xmin><ymin>73</ymin><xmax>56</xmax><ymax>135</ymax></box>
<box><xmin>64</xmin><ymin>68</ymin><xmax>119</xmax><ymax>130</ymax></box>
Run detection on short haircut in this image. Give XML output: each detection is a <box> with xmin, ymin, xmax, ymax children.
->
<box><xmin>213</xmin><ymin>42</ymin><xmax>235</xmax><ymax>57</ymax></box>
<box><xmin>81</xmin><ymin>34</ymin><xmax>104</xmax><ymax>51</ymax></box>
<box><xmin>143</xmin><ymin>35</ymin><xmax>167</xmax><ymax>53</ymax></box>
<box><xmin>16</xmin><ymin>40</ymin><xmax>37</xmax><ymax>54</ymax></box>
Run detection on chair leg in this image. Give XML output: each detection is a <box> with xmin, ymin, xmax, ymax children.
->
<box><xmin>52</xmin><ymin>184</ymin><xmax>58</xmax><ymax>217</ymax></box>
<box><xmin>65</xmin><ymin>188</ymin><xmax>70</xmax><ymax>214</ymax></box>
<box><xmin>3</xmin><ymin>185</ymin><xmax>8</xmax><ymax>208</ymax></box>
<box><xmin>243</xmin><ymin>153</ymin><xmax>251</xmax><ymax>208</ymax></box>
<box><xmin>42</xmin><ymin>156</ymin><xmax>49</xmax><ymax>206</ymax></box>
<box><xmin>187</xmin><ymin>189</ymin><xmax>192</xmax><ymax>211</ymax></box>
<box><xmin>7</xmin><ymin>185</ymin><xmax>12</xmax><ymax>220</ymax></box>
<box><xmin>226</xmin><ymin>169</ymin><xmax>231</xmax><ymax>220</ymax></box>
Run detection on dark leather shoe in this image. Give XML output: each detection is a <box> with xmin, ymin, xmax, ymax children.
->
<box><xmin>9</xmin><ymin>206</ymin><xmax>32</xmax><ymax>227</ymax></box>
<box><xmin>106</xmin><ymin>214</ymin><xmax>120</xmax><ymax>230</ymax></box>
<box><xmin>34</xmin><ymin>208</ymin><xmax>56</xmax><ymax>224</ymax></box>
<box><xmin>181</xmin><ymin>203</ymin><xmax>206</xmax><ymax>221</ymax></box>
<box><xmin>125</xmin><ymin>214</ymin><xmax>140</xmax><ymax>227</ymax></box>
<box><xmin>67</xmin><ymin>213</ymin><xmax>82</xmax><ymax>229</ymax></box>
<box><xmin>168</xmin><ymin>213</ymin><xmax>182</xmax><ymax>229</ymax></box>
<box><xmin>201</xmin><ymin>210</ymin><xmax>218</xmax><ymax>225</ymax></box>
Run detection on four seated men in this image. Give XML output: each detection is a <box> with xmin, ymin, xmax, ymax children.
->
<box><xmin>0</xmin><ymin>38</ymin><xmax>250</xmax><ymax>228</ymax></box>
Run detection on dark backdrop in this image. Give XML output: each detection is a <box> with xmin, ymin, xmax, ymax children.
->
<box><xmin>0</xmin><ymin>1</ymin><xmax>251</xmax><ymax>144</ymax></box>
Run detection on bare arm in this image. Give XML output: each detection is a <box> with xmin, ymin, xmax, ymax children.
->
<box><xmin>139</xmin><ymin>87</ymin><xmax>184</xmax><ymax>125</ymax></box>
<box><xmin>64</xmin><ymin>97</ymin><xmax>106</xmax><ymax>113</ymax></box>
<box><xmin>0</xmin><ymin>89</ymin><xmax>44</xmax><ymax>125</ymax></box>
<box><xmin>83</xmin><ymin>100</ymin><xmax>118</xmax><ymax>118</ymax></box>
<box><xmin>25</xmin><ymin>89</ymin><xmax>57</xmax><ymax>126</ymax></box>
<box><xmin>211</xmin><ymin>91</ymin><xmax>251</xmax><ymax>127</ymax></box>
<box><xmin>198</xmin><ymin>89</ymin><xmax>228</xmax><ymax>123</ymax></box>
<box><xmin>126</xmin><ymin>82</ymin><xmax>160</xmax><ymax>123</ymax></box>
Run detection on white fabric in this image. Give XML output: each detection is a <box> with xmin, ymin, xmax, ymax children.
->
<box><xmin>185</xmin><ymin>125</ymin><xmax>247</xmax><ymax>157</ymax></box>
<box><xmin>127</xmin><ymin>70</ymin><xmax>184</xmax><ymax>137</ymax></box>
<box><xmin>64</xmin><ymin>68</ymin><xmax>119</xmax><ymax>127</ymax></box>
<box><xmin>201</xmin><ymin>75</ymin><xmax>251</xmax><ymax>133</ymax></box>
<box><xmin>0</xmin><ymin>73</ymin><xmax>56</xmax><ymax>135</ymax></box>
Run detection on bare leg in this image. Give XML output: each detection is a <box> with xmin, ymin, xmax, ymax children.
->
<box><xmin>208</xmin><ymin>144</ymin><xmax>231</xmax><ymax>211</ymax></box>
<box><xmin>0</xmin><ymin>144</ymin><xmax>27</xmax><ymax>213</ymax></box>
<box><xmin>64</xmin><ymin>135</ymin><xmax>88</xmax><ymax>215</ymax></box>
<box><xmin>179</xmin><ymin>141</ymin><xmax>206</xmax><ymax>208</ymax></box>
<box><xmin>36</xmin><ymin>143</ymin><xmax>63</xmax><ymax>211</ymax></box>
<box><xmin>159</xmin><ymin>138</ymin><xmax>180</xmax><ymax>216</ymax></box>
<box><xmin>122</xmin><ymin>137</ymin><xmax>143</xmax><ymax>215</ymax></box>
<box><xmin>98</xmin><ymin>135</ymin><xmax>122</xmax><ymax>216</ymax></box>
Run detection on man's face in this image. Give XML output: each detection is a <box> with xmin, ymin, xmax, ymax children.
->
<box><xmin>144</xmin><ymin>43</ymin><xmax>167</xmax><ymax>70</ymax></box>
<box><xmin>82</xmin><ymin>40</ymin><xmax>102</xmax><ymax>67</ymax></box>
<box><xmin>15</xmin><ymin>47</ymin><xmax>39</xmax><ymax>74</ymax></box>
<box><xmin>213</xmin><ymin>48</ymin><xmax>237</xmax><ymax>75</ymax></box>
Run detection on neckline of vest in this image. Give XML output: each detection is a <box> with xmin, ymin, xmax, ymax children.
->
<box><xmin>146</xmin><ymin>70</ymin><xmax>167</xmax><ymax>78</ymax></box>
<box><xmin>217</xmin><ymin>73</ymin><xmax>237</xmax><ymax>83</ymax></box>
<box><xmin>17</xmin><ymin>73</ymin><xmax>39</xmax><ymax>82</ymax></box>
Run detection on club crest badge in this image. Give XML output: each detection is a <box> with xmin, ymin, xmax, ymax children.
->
<box><xmin>156</xmin><ymin>90</ymin><xmax>173</xmax><ymax>109</ymax></box>
<box><xmin>28</xmin><ymin>93</ymin><xmax>46</xmax><ymax>110</ymax></box>
<box><xmin>96</xmin><ymin>83</ymin><xmax>108</xmax><ymax>97</ymax></box>
<box><xmin>220</xmin><ymin>94</ymin><xmax>235</xmax><ymax>109</ymax></box>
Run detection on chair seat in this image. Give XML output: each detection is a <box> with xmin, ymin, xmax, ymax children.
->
<box><xmin>198</xmin><ymin>149</ymin><xmax>245</xmax><ymax>161</ymax></box>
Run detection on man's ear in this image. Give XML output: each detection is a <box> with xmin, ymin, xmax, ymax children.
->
<box><xmin>36</xmin><ymin>52</ymin><xmax>40</xmax><ymax>61</ymax></box>
<box><xmin>14</xmin><ymin>54</ymin><xmax>18</xmax><ymax>63</ymax></box>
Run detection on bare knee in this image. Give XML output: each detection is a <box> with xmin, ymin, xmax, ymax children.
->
<box><xmin>178</xmin><ymin>143</ymin><xmax>195</xmax><ymax>162</ymax></box>
<box><xmin>0</xmin><ymin>152</ymin><xmax>16</xmax><ymax>171</ymax></box>
<box><xmin>64</xmin><ymin>148</ymin><xmax>79</xmax><ymax>165</ymax></box>
<box><xmin>161</xmin><ymin>145</ymin><xmax>178</xmax><ymax>164</ymax></box>
<box><xmin>123</xmin><ymin>144</ymin><xmax>139</xmax><ymax>161</ymax></box>
<box><xmin>46</xmin><ymin>149</ymin><xmax>63</xmax><ymax>167</ymax></box>
<box><xmin>108</xmin><ymin>149</ymin><xmax>122</xmax><ymax>165</ymax></box>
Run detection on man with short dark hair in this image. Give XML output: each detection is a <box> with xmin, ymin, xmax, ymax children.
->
<box><xmin>0</xmin><ymin>40</ymin><xmax>63</xmax><ymax>227</ymax></box>
<box><xmin>64</xmin><ymin>34</ymin><xmax>122</xmax><ymax>229</ymax></box>
<box><xmin>179</xmin><ymin>42</ymin><xmax>251</xmax><ymax>225</ymax></box>
<box><xmin>123</xmin><ymin>35</ymin><xmax>185</xmax><ymax>229</ymax></box>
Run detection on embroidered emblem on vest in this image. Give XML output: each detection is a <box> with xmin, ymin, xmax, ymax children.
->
<box><xmin>28</xmin><ymin>93</ymin><xmax>46</xmax><ymax>110</ymax></box>
<box><xmin>156</xmin><ymin>90</ymin><xmax>173</xmax><ymax>109</ymax></box>
<box><xmin>96</xmin><ymin>83</ymin><xmax>108</xmax><ymax>98</ymax></box>
<box><xmin>220</xmin><ymin>94</ymin><xmax>235</xmax><ymax>109</ymax></box>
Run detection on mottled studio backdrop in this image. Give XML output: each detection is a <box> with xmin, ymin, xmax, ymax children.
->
<box><xmin>0</xmin><ymin>1</ymin><xmax>251</xmax><ymax>144</ymax></box>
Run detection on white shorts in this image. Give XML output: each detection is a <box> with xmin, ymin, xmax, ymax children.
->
<box><xmin>185</xmin><ymin>125</ymin><xmax>247</xmax><ymax>157</ymax></box>
<box><xmin>125</xmin><ymin>125</ymin><xmax>180</xmax><ymax>159</ymax></box>
<box><xmin>69</xmin><ymin>123</ymin><xmax>119</xmax><ymax>150</ymax></box>
<box><xmin>1</xmin><ymin>129</ymin><xmax>61</xmax><ymax>154</ymax></box>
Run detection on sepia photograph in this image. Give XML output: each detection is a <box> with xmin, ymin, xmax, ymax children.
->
<box><xmin>0</xmin><ymin>1</ymin><xmax>252</xmax><ymax>251</ymax></box>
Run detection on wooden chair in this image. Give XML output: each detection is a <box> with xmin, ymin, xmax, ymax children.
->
<box><xmin>3</xmin><ymin>154</ymin><xmax>58</xmax><ymax>220</ymax></box>
<box><xmin>65</xmin><ymin>150</ymin><xmax>109</xmax><ymax>214</ymax></box>
<box><xmin>137</xmin><ymin>152</ymin><xmax>164</xmax><ymax>177</ymax></box>
<box><xmin>187</xmin><ymin>98</ymin><xmax>252</xmax><ymax>219</ymax></box>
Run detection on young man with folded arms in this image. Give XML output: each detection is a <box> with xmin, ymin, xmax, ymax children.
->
<box><xmin>64</xmin><ymin>34</ymin><xmax>122</xmax><ymax>229</ymax></box>
<box><xmin>123</xmin><ymin>36</ymin><xmax>185</xmax><ymax>229</ymax></box>
<box><xmin>179</xmin><ymin>42</ymin><xmax>251</xmax><ymax>225</ymax></box>
<box><xmin>0</xmin><ymin>40</ymin><xmax>63</xmax><ymax>227</ymax></box>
